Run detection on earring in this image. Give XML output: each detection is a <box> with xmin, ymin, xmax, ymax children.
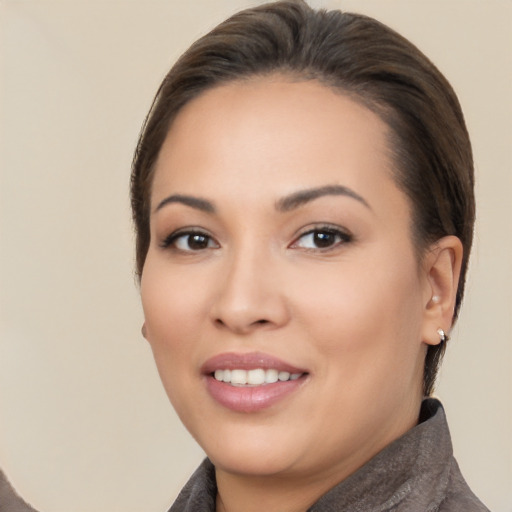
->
<box><xmin>437</xmin><ymin>328</ymin><xmax>449</xmax><ymax>343</ymax></box>
<box><xmin>431</xmin><ymin>295</ymin><xmax>441</xmax><ymax>304</ymax></box>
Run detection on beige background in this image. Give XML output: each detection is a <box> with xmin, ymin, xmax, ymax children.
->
<box><xmin>0</xmin><ymin>1</ymin><xmax>510</xmax><ymax>511</ymax></box>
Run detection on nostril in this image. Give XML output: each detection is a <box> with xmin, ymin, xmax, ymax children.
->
<box><xmin>213</xmin><ymin>317</ymin><xmax>269</xmax><ymax>332</ymax></box>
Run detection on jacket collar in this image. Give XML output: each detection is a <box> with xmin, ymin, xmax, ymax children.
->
<box><xmin>309</xmin><ymin>398</ymin><xmax>452</xmax><ymax>511</ymax></box>
<box><xmin>169</xmin><ymin>398</ymin><xmax>452</xmax><ymax>512</ymax></box>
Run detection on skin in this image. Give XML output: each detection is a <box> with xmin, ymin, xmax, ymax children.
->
<box><xmin>141</xmin><ymin>78</ymin><xmax>462</xmax><ymax>512</ymax></box>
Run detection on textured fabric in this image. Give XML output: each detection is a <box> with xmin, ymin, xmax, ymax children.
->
<box><xmin>0</xmin><ymin>471</ymin><xmax>39</xmax><ymax>512</ymax></box>
<box><xmin>168</xmin><ymin>399</ymin><xmax>490</xmax><ymax>512</ymax></box>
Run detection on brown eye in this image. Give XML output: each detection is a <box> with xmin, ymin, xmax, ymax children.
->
<box><xmin>185</xmin><ymin>233</ymin><xmax>211</xmax><ymax>250</ymax></box>
<box><xmin>161</xmin><ymin>230</ymin><xmax>219</xmax><ymax>252</ymax></box>
<box><xmin>293</xmin><ymin>227</ymin><xmax>352</xmax><ymax>250</ymax></box>
<box><xmin>312</xmin><ymin>231</ymin><xmax>337</xmax><ymax>248</ymax></box>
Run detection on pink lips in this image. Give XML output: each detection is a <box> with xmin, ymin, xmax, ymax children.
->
<box><xmin>202</xmin><ymin>352</ymin><xmax>308</xmax><ymax>413</ymax></box>
<box><xmin>201</xmin><ymin>351</ymin><xmax>306</xmax><ymax>374</ymax></box>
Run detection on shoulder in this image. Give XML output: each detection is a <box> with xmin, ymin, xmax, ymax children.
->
<box><xmin>0</xmin><ymin>469</ymin><xmax>39</xmax><ymax>512</ymax></box>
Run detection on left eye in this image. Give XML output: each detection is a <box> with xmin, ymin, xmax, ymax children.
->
<box><xmin>163</xmin><ymin>231</ymin><xmax>219</xmax><ymax>252</ymax></box>
<box><xmin>292</xmin><ymin>228</ymin><xmax>351</xmax><ymax>250</ymax></box>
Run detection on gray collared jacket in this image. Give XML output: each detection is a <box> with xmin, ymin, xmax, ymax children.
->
<box><xmin>168</xmin><ymin>399</ymin><xmax>490</xmax><ymax>511</ymax></box>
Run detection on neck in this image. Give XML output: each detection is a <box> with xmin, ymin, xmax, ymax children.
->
<box><xmin>214</xmin><ymin>443</ymin><xmax>392</xmax><ymax>512</ymax></box>
<box><xmin>215</xmin><ymin>469</ymin><xmax>342</xmax><ymax>512</ymax></box>
<box><xmin>214</xmin><ymin>395</ymin><xmax>423</xmax><ymax>512</ymax></box>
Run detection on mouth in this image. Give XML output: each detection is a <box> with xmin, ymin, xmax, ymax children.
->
<box><xmin>202</xmin><ymin>352</ymin><xmax>309</xmax><ymax>412</ymax></box>
<box><xmin>213</xmin><ymin>368</ymin><xmax>304</xmax><ymax>386</ymax></box>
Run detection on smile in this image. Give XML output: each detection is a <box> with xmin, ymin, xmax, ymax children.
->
<box><xmin>202</xmin><ymin>352</ymin><xmax>309</xmax><ymax>412</ymax></box>
<box><xmin>213</xmin><ymin>368</ymin><xmax>303</xmax><ymax>386</ymax></box>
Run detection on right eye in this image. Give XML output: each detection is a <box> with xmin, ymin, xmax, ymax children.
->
<box><xmin>161</xmin><ymin>230</ymin><xmax>219</xmax><ymax>252</ymax></box>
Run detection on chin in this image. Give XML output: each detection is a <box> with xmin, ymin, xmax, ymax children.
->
<box><xmin>210</xmin><ymin>448</ymin><xmax>297</xmax><ymax>477</ymax></box>
<box><xmin>193</xmin><ymin>421</ymin><xmax>304</xmax><ymax>477</ymax></box>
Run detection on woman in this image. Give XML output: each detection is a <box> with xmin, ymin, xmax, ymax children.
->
<box><xmin>131</xmin><ymin>1</ymin><xmax>488</xmax><ymax>510</ymax></box>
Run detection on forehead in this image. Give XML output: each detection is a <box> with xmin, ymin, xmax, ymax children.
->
<box><xmin>152</xmin><ymin>78</ymin><xmax>399</xmax><ymax>210</ymax></box>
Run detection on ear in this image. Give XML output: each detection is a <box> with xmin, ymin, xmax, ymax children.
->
<box><xmin>421</xmin><ymin>236</ymin><xmax>463</xmax><ymax>346</ymax></box>
<box><xmin>141</xmin><ymin>322</ymin><xmax>148</xmax><ymax>339</ymax></box>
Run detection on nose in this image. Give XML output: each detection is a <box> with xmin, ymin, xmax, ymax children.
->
<box><xmin>209</xmin><ymin>247</ymin><xmax>290</xmax><ymax>334</ymax></box>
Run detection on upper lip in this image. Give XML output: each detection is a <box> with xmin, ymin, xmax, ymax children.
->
<box><xmin>201</xmin><ymin>351</ymin><xmax>307</xmax><ymax>375</ymax></box>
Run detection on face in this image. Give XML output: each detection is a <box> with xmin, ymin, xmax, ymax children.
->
<box><xmin>141</xmin><ymin>78</ymin><xmax>434</xmax><ymax>483</ymax></box>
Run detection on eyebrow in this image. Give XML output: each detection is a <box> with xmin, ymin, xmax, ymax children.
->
<box><xmin>154</xmin><ymin>194</ymin><xmax>216</xmax><ymax>214</ymax></box>
<box><xmin>276</xmin><ymin>185</ymin><xmax>370</xmax><ymax>212</ymax></box>
<box><xmin>154</xmin><ymin>184</ymin><xmax>370</xmax><ymax>215</ymax></box>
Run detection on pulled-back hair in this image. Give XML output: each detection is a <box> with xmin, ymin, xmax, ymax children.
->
<box><xmin>131</xmin><ymin>0</ymin><xmax>474</xmax><ymax>395</ymax></box>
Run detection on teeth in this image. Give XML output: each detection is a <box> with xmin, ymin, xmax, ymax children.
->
<box><xmin>213</xmin><ymin>369</ymin><xmax>302</xmax><ymax>386</ymax></box>
<box><xmin>247</xmin><ymin>369</ymin><xmax>265</xmax><ymax>385</ymax></box>
<box><xmin>266</xmin><ymin>369</ymin><xmax>278</xmax><ymax>383</ymax></box>
<box><xmin>231</xmin><ymin>369</ymin><xmax>247</xmax><ymax>385</ymax></box>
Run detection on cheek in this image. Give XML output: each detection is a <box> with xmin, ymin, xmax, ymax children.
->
<box><xmin>293</xmin><ymin>256</ymin><xmax>426</xmax><ymax>419</ymax></box>
<box><xmin>140</xmin><ymin>258</ymin><xmax>207</xmax><ymax>422</ymax></box>
<box><xmin>142</xmin><ymin>253</ymin><xmax>207</xmax><ymax>324</ymax></box>
<box><xmin>292</xmin><ymin>251</ymin><xmax>424</xmax><ymax>359</ymax></box>
<box><xmin>140</xmin><ymin>255</ymin><xmax>208</xmax><ymax>371</ymax></box>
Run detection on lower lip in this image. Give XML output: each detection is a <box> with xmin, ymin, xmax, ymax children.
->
<box><xmin>205</xmin><ymin>375</ymin><xmax>306</xmax><ymax>413</ymax></box>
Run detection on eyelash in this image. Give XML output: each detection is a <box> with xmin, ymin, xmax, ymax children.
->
<box><xmin>290</xmin><ymin>225</ymin><xmax>353</xmax><ymax>251</ymax></box>
<box><xmin>160</xmin><ymin>229</ymin><xmax>219</xmax><ymax>252</ymax></box>
<box><xmin>159</xmin><ymin>225</ymin><xmax>353</xmax><ymax>253</ymax></box>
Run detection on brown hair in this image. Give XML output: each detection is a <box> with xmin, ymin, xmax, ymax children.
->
<box><xmin>131</xmin><ymin>0</ymin><xmax>474</xmax><ymax>395</ymax></box>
